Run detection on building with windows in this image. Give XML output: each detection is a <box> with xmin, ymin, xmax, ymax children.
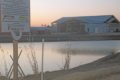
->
<box><xmin>51</xmin><ymin>15</ymin><xmax>120</xmax><ymax>34</ymax></box>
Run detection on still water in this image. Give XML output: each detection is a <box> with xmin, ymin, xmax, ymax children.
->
<box><xmin>0</xmin><ymin>40</ymin><xmax>120</xmax><ymax>75</ymax></box>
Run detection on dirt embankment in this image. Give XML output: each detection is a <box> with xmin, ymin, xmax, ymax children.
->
<box><xmin>53</xmin><ymin>53</ymin><xmax>120</xmax><ymax>80</ymax></box>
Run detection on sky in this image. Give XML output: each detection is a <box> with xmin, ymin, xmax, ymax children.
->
<box><xmin>31</xmin><ymin>0</ymin><xmax>120</xmax><ymax>26</ymax></box>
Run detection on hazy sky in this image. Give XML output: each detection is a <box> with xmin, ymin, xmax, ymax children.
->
<box><xmin>31</xmin><ymin>0</ymin><xmax>120</xmax><ymax>26</ymax></box>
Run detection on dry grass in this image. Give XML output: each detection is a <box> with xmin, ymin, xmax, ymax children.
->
<box><xmin>53</xmin><ymin>65</ymin><xmax>120</xmax><ymax>80</ymax></box>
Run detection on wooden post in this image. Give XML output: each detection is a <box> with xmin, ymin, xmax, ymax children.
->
<box><xmin>41</xmin><ymin>38</ymin><xmax>44</xmax><ymax>80</ymax></box>
<box><xmin>13</xmin><ymin>40</ymin><xmax>18</xmax><ymax>80</ymax></box>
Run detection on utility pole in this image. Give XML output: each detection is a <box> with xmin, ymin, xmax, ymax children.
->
<box><xmin>41</xmin><ymin>38</ymin><xmax>44</xmax><ymax>80</ymax></box>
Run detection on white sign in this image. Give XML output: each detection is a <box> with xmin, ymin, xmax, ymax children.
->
<box><xmin>0</xmin><ymin>0</ymin><xmax>30</xmax><ymax>32</ymax></box>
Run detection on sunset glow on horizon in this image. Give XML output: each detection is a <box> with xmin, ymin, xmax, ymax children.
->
<box><xmin>31</xmin><ymin>0</ymin><xmax>120</xmax><ymax>27</ymax></box>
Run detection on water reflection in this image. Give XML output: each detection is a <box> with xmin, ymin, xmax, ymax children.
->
<box><xmin>57</xmin><ymin>48</ymin><xmax>112</xmax><ymax>56</ymax></box>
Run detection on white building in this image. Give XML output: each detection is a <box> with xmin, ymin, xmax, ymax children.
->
<box><xmin>52</xmin><ymin>15</ymin><xmax>120</xmax><ymax>33</ymax></box>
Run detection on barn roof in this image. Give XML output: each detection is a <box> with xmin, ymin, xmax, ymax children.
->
<box><xmin>53</xmin><ymin>15</ymin><xmax>117</xmax><ymax>24</ymax></box>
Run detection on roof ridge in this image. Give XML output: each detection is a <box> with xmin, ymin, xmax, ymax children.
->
<box><xmin>64</xmin><ymin>15</ymin><xmax>113</xmax><ymax>18</ymax></box>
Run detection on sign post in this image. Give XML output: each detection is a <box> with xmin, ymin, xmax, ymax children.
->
<box><xmin>11</xmin><ymin>30</ymin><xmax>22</xmax><ymax>80</ymax></box>
<box><xmin>0</xmin><ymin>0</ymin><xmax>30</xmax><ymax>80</ymax></box>
<box><xmin>13</xmin><ymin>40</ymin><xmax>18</xmax><ymax>80</ymax></box>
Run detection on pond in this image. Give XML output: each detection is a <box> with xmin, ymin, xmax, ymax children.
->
<box><xmin>0</xmin><ymin>40</ymin><xmax>120</xmax><ymax>75</ymax></box>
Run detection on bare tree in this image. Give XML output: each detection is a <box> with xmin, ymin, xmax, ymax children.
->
<box><xmin>64</xmin><ymin>51</ymin><xmax>71</xmax><ymax>70</ymax></box>
<box><xmin>64</xmin><ymin>42</ymin><xmax>71</xmax><ymax>70</ymax></box>
<box><xmin>26</xmin><ymin>45</ymin><xmax>39</xmax><ymax>74</ymax></box>
<box><xmin>0</xmin><ymin>47</ymin><xmax>8</xmax><ymax>76</ymax></box>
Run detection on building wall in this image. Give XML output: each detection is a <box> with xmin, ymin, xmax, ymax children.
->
<box><xmin>108</xmin><ymin>23</ymin><xmax>120</xmax><ymax>32</ymax></box>
<box><xmin>57</xmin><ymin>22</ymin><xmax>67</xmax><ymax>32</ymax></box>
<box><xmin>85</xmin><ymin>24</ymin><xmax>109</xmax><ymax>33</ymax></box>
<box><xmin>85</xmin><ymin>23</ymin><xmax>120</xmax><ymax>33</ymax></box>
<box><xmin>52</xmin><ymin>19</ymin><xmax>86</xmax><ymax>33</ymax></box>
<box><xmin>51</xmin><ymin>23</ymin><xmax>58</xmax><ymax>32</ymax></box>
<box><xmin>66</xmin><ymin>20</ymin><xmax>85</xmax><ymax>33</ymax></box>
